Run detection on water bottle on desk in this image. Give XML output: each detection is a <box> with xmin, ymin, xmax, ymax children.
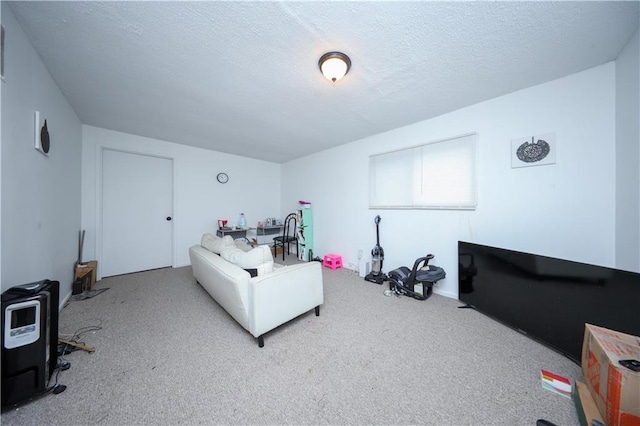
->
<box><xmin>238</xmin><ymin>213</ymin><xmax>247</xmax><ymax>229</ymax></box>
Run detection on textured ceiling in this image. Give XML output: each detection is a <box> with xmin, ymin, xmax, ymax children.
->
<box><xmin>8</xmin><ymin>1</ymin><xmax>640</xmax><ymax>163</ymax></box>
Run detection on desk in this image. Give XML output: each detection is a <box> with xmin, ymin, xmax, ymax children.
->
<box><xmin>256</xmin><ymin>225</ymin><xmax>283</xmax><ymax>245</ymax></box>
<box><xmin>216</xmin><ymin>228</ymin><xmax>248</xmax><ymax>239</ymax></box>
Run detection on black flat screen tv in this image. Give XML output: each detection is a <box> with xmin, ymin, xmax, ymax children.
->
<box><xmin>458</xmin><ymin>241</ymin><xmax>640</xmax><ymax>364</ymax></box>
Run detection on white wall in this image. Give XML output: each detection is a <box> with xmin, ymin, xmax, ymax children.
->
<box><xmin>1</xmin><ymin>5</ymin><xmax>82</xmax><ymax>298</ymax></box>
<box><xmin>81</xmin><ymin>126</ymin><xmax>281</xmax><ymax>275</ymax></box>
<box><xmin>615</xmin><ymin>28</ymin><xmax>640</xmax><ymax>272</ymax></box>
<box><xmin>283</xmin><ymin>63</ymin><xmax>617</xmax><ymax>298</ymax></box>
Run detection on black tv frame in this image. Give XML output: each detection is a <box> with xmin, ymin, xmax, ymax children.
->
<box><xmin>458</xmin><ymin>241</ymin><xmax>640</xmax><ymax>364</ymax></box>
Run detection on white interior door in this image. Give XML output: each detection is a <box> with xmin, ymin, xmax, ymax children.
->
<box><xmin>101</xmin><ymin>149</ymin><xmax>173</xmax><ymax>277</ymax></box>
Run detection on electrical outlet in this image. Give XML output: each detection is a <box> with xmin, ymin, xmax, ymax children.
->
<box><xmin>358</xmin><ymin>249</ymin><xmax>363</xmax><ymax>260</ymax></box>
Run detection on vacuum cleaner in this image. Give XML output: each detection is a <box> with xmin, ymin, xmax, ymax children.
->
<box><xmin>365</xmin><ymin>215</ymin><xmax>386</xmax><ymax>285</ymax></box>
<box><xmin>387</xmin><ymin>254</ymin><xmax>446</xmax><ymax>300</ymax></box>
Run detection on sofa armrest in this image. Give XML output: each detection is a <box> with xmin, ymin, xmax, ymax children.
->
<box><xmin>248</xmin><ymin>261</ymin><xmax>324</xmax><ymax>338</ymax></box>
<box><xmin>189</xmin><ymin>245</ymin><xmax>251</xmax><ymax>330</ymax></box>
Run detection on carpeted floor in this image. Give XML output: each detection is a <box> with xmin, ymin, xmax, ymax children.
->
<box><xmin>1</xmin><ymin>256</ymin><xmax>581</xmax><ymax>425</ymax></box>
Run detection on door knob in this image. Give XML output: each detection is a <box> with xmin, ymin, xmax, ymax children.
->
<box><xmin>166</xmin><ymin>217</ymin><xmax>172</xmax><ymax>221</ymax></box>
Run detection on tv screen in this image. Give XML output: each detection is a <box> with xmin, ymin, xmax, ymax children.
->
<box><xmin>458</xmin><ymin>241</ymin><xmax>640</xmax><ymax>364</ymax></box>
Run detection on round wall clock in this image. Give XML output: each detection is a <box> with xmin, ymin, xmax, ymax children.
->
<box><xmin>217</xmin><ymin>172</ymin><xmax>229</xmax><ymax>184</ymax></box>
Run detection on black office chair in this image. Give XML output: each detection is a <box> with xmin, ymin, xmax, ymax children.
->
<box><xmin>273</xmin><ymin>213</ymin><xmax>298</xmax><ymax>261</ymax></box>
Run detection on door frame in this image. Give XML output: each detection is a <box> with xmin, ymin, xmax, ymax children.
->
<box><xmin>95</xmin><ymin>147</ymin><xmax>176</xmax><ymax>280</ymax></box>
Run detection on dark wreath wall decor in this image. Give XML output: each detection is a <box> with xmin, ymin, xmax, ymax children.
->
<box><xmin>34</xmin><ymin>110</ymin><xmax>50</xmax><ymax>156</ymax></box>
<box><xmin>511</xmin><ymin>132</ymin><xmax>556</xmax><ymax>168</ymax></box>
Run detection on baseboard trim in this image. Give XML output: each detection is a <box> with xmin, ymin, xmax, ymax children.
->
<box><xmin>59</xmin><ymin>290</ymin><xmax>72</xmax><ymax>310</ymax></box>
<box><xmin>434</xmin><ymin>288</ymin><xmax>457</xmax><ymax>300</ymax></box>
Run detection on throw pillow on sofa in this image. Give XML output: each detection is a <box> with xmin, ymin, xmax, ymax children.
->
<box><xmin>201</xmin><ymin>233</ymin><xmax>234</xmax><ymax>254</ymax></box>
<box><xmin>220</xmin><ymin>245</ymin><xmax>274</xmax><ymax>276</ymax></box>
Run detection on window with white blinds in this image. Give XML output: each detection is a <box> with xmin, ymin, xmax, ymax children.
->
<box><xmin>369</xmin><ymin>133</ymin><xmax>477</xmax><ymax>210</ymax></box>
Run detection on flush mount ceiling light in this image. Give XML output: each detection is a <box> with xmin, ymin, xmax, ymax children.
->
<box><xmin>318</xmin><ymin>51</ymin><xmax>351</xmax><ymax>83</ymax></box>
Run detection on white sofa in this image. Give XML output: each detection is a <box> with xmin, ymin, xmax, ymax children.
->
<box><xmin>189</xmin><ymin>234</ymin><xmax>324</xmax><ymax>347</ymax></box>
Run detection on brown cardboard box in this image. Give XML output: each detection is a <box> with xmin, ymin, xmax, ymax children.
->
<box><xmin>270</xmin><ymin>246</ymin><xmax>283</xmax><ymax>256</ymax></box>
<box><xmin>574</xmin><ymin>381</ymin><xmax>605</xmax><ymax>426</ymax></box>
<box><xmin>581</xmin><ymin>324</ymin><xmax>640</xmax><ymax>426</ymax></box>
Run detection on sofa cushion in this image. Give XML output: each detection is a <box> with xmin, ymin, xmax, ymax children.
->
<box><xmin>201</xmin><ymin>233</ymin><xmax>234</xmax><ymax>254</ymax></box>
<box><xmin>221</xmin><ymin>245</ymin><xmax>274</xmax><ymax>276</ymax></box>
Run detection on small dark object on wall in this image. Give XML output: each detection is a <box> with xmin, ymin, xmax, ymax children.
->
<box><xmin>40</xmin><ymin>120</ymin><xmax>50</xmax><ymax>154</ymax></box>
